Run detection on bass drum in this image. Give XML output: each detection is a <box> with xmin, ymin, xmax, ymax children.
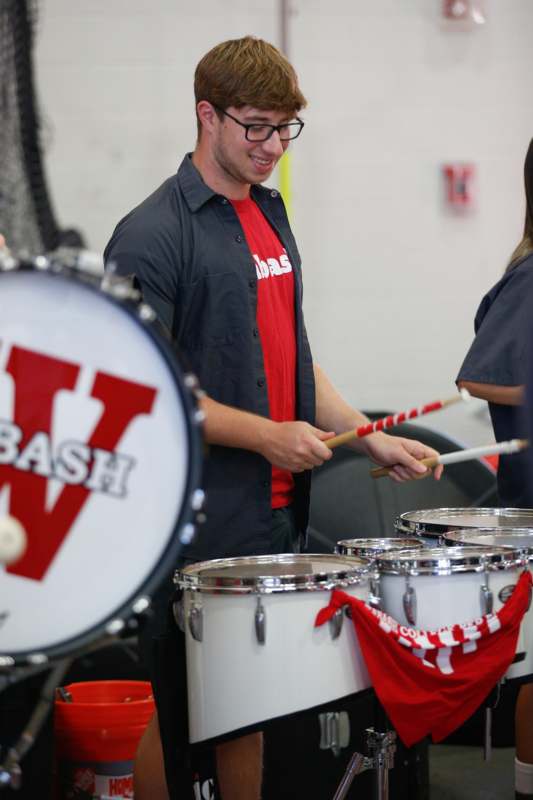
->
<box><xmin>0</xmin><ymin>257</ymin><xmax>203</xmax><ymax>666</ymax></box>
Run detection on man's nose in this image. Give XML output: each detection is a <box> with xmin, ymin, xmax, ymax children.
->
<box><xmin>261</xmin><ymin>130</ymin><xmax>285</xmax><ymax>157</ymax></box>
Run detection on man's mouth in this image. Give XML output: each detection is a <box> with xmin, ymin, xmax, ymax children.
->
<box><xmin>250</xmin><ymin>155</ymin><xmax>274</xmax><ymax>170</ymax></box>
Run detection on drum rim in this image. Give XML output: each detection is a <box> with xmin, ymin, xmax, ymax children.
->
<box><xmin>0</xmin><ymin>262</ymin><xmax>204</xmax><ymax>666</ymax></box>
<box><xmin>395</xmin><ymin>507</ymin><xmax>533</xmax><ymax>535</ymax></box>
<box><xmin>444</xmin><ymin>527</ymin><xmax>533</xmax><ymax>556</ymax></box>
<box><xmin>174</xmin><ymin>553</ymin><xmax>372</xmax><ymax>594</ymax></box>
<box><xmin>376</xmin><ymin>545</ymin><xmax>527</xmax><ymax>576</ymax></box>
<box><xmin>336</xmin><ymin>538</ymin><xmax>423</xmax><ymax>556</ymax></box>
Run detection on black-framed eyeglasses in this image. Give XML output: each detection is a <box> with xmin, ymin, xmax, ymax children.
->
<box><xmin>212</xmin><ymin>104</ymin><xmax>304</xmax><ymax>142</ymax></box>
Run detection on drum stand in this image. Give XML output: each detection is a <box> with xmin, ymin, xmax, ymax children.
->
<box><xmin>0</xmin><ymin>634</ymin><xmax>138</xmax><ymax>790</ymax></box>
<box><xmin>0</xmin><ymin>657</ymin><xmax>72</xmax><ymax>790</ymax></box>
<box><xmin>332</xmin><ymin>727</ymin><xmax>397</xmax><ymax>800</ymax></box>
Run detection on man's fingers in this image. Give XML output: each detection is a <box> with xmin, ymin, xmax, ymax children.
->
<box><xmin>316</xmin><ymin>429</ymin><xmax>336</xmax><ymax>441</ymax></box>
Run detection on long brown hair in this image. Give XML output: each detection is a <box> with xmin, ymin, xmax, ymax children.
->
<box><xmin>194</xmin><ymin>36</ymin><xmax>307</xmax><ymax>137</ymax></box>
<box><xmin>506</xmin><ymin>137</ymin><xmax>533</xmax><ymax>272</ymax></box>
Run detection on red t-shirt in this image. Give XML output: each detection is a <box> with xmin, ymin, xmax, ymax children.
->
<box><xmin>231</xmin><ymin>197</ymin><xmax>296</xmax><ymax>508</ymax></box>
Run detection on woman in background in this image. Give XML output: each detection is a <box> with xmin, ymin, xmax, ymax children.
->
<box><xmin>458</xmin><ymin>137</ymin><xmax>533</xmax><ymax>800</ymax></box>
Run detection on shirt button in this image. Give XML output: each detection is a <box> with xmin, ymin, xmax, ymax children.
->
<box><xmin>235</xmin><ymin>234</ymin><xmax>243</xmax><ymax>243</ymax></box>
<box><xmin>270</xmin><ymin>190</ymin><xmax>278</xmax><ymax>198</ymax></box>
<box><xmin>249</xmin><ymin>279</ymin><xmax>256</xmax><ymax>289</ymax></box>
<box><xmin>262</xmin><ymin>480</ymin><xmax>270</xmax><ymax>488</ymax></box>
<box><xmin>257</xmin><ymin>377</ymin><xmax>265</xmax><ymax>388</ymax></box>
<box><xmin>252</xmin><ymin>327</ymin><xmax>259</xmax><ymax>337</ymax></box>
<box><xmin>220</xmin><ymin>197</ymin><xmax>228</xmax><ymax>204</ymax></box>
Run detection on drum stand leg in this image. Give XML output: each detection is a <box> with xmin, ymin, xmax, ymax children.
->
<box><xmin>0</xmin><ymin>657</ymin><xmax>72</xmax><ymax>790</ymax></box>
<box><xmin>483</xmin><ymin>681</ymin><xmax>501</xmax><ymax>763</ymax></box>
<box><xmin>332</xmin><ymin>727</ymin><xmax>397</xmax><ymax>800</ymax></box>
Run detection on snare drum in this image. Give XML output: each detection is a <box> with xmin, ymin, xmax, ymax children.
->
<box><xmin>376</xmin><ymin>546</ymin><xmax>529</xmax><ymax>680</ymax></box>
<box><xmin>175</xmin><ymin>553</ymin><xmax>372</xmax><ymax>743</ymax></box>
<box><xmin>395</xmin><ymin>508</ymin><xmax>533</xmax><ymax>546</ymax></box>
<box><xmin>336</xmin><ymin>537</ymin><xmax>423</xmax><ymax>559</ymax></box>
<box><xmin>0</xmin><ymin>257</ymin><xmax>202</xmax><ymax>666</ymax></box>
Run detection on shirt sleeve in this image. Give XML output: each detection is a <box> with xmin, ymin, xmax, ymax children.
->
<box><xmin>457</xmin><ymin>266</ymin><xmax>533</xmax><ymax>387</ymax></box>
<box><xmin>104</xmin><ymin>225</ymin><xmax>178</xmax><ymax>337</ymax></box>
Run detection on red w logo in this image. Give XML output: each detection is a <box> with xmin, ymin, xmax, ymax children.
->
<box><xmin>0</xmin><ymin>345</ymin><xmax>157</xmax><ymax>581</ymax></box>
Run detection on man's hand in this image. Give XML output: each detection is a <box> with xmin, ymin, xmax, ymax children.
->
<box><xmin>363</xmin><ymin>432</ymin><xmax>443</xmax><ymax>483</ymax></box>
<box><xmin>258</xmin><ymin>421</ymin><xmax>335</xmax><ymax>473</ymax></box>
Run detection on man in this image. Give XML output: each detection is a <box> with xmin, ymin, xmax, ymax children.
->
<box><xmin>104</xmin><ymin>36</ymin><xmax>442</xmax><ymax>800</ymax></box>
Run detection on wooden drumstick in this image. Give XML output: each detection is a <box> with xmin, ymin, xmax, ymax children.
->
<box><xmin>326</xmin><ymin>389</ymin><xmax>470</xmax><ymax>450</ymax></box>
<box><xmin>370</xmin><ymin>438</ymin><xmax>529</xmax><ymax>479</ymax></box>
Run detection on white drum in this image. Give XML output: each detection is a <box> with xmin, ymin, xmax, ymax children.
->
<box><xmin>376</xmin><ymin>546</ymin><xmax>530</xmax><ymax>681</ymax></box>
<box><xmin>0</xmin><ymin>257</ymin><xmax>202</xmax><ymax>666</ymax></box>
<box><xmin>336</xmin><ymin>537</ymin><xmax>423</xmax><ymax>559</ymax></box>
<box><xmin>394</xmin><ymin>508</ymin><xmax>533</xmax><ymax>546</ymax></box>
<box><xmin>175</xmin><ymin>553</ymin><xmax>373</xmax><ymax>743</ymax></box>
<box><xmin>444</xmin><ymin>529</ymin><xmax>533</xmax><ymax>680</ymax></box>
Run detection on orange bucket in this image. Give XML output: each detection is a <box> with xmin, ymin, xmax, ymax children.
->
<box><xmin>54</xmin><ymin>680</ymin><xmax>154</xmax><ymax>799</ymax></box>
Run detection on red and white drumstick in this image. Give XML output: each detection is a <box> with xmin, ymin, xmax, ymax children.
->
<box><xmin>326</xmin><ymin>388</ymin><xmax>470</xmax><ymax>450</ymax></box>
<box><xmin>370</xmin><ymin>438</ymin><xmax>529</xmax><ymax>479</ymax></box>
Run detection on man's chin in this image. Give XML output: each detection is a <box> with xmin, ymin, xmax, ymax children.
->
<box><xmin>248</xmin><ymin>165</ymin><xmax>275</xmax><ymax>184</ymax></box>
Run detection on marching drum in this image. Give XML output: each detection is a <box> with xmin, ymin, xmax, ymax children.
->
<box><xmin>0</xmin><ymin>257</ymin><xmax>202</xmax><ymax>666</ymax></box>
<box><xmin>336</xmin><ymin>537</ymin><xmax>423</xmax><ymax>558</ymax></box>
<box><xmin>395</xmin><ymin>508</ymin><xmax>533</xmax><ymax>546</ymax></box>
<box><xmin>444</xmin><ymin>529</ymin><xmax>533</xmax><ymax>680</ymax></box>
<box><xmin>175</xmin><ymin>553</ymin><xmax>373</xmax><ymax>743</ymax></box>
<box><xmin>376</xmin><ymin>546</ymin><xmax>530</xmax><ymax>680</ymax></box>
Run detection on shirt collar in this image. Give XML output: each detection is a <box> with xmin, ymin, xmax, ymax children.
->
<box><xmin>177</xmin><ymin>153</ymin><xmax>217</xmax><ymax>213</ymax></box>
<box><xmin>177</xmin><ymin>153</ymin><xmax>273</xmax><ymax>212</ymax></box>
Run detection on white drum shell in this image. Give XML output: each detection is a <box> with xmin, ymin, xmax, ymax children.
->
<box><xmin>182</xmin><ymin>580</ymin><xmax>371</xmax><ymax>743</ymax></box>
<box><xmin>378</xmin><ymin>564</ymin><xmax>530</xmax><ymax>680</ymax></box>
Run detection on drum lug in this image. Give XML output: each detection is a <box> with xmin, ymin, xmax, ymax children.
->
<box><xmin>255</xmin><ymin>597</ymin><xmax>266</xmax><ymax>645</ymax></box>
<box><xmin>329</xmin><ymin>608</ymin><xmax>344</xmax><ymax>640</ymax></box>
<box><xmin>189</xmin><ymin>604</ymin><xmax>203</xmax><ymax>642</ymax></box>
<box><xmin>319</xmin><ymin>711</ymin><xmax>350</xmax><ymax>755</ymax></box>
<box><xmin>403</xmin><ymin>579</ymin><xmax>417</xmax><ymax>626</ymax></box>
<box><xmin>480</xmin><ymin>566</ymin><xmax>493</xmax><ymax>615</ymax></box>
<box><xmin>100</xmin><ymin>271</ymin><xmax>141</xmax><ymax>302</ymax></box>
<box><xmin>369</xmin><ymin>575</ymin><xmax>382</xmax><ymax>610</ymax></box>
<box><xmin>480</xmin><ymin>584</ymin><xmax>493</xmax><ymax>615</ymax></box>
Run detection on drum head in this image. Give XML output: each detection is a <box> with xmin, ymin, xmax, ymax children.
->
<box><xmin>445</xmin><ymin>528</ymin><xmax>533</xmax><ymax>555</ymax></box>
<box><xmin>397</xmin><ymin>508</ymin><xmax>533</xmax><ymax>534</ymax></box>
<box><xmin>177</xmin><ymin>553</ymin><xmax>370</xmax><ymax>593</ymax></box>
<box><xmin>336</xmin><ymin>537</ymin><xmax>422</xmax><ymax>557</ymax></box>
<box><xmin>0</xmin><ymin>266</ymin><xmax>202</xmax><ymax>664</ymax></box>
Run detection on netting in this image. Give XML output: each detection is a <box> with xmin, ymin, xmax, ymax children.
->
<box><xmin>0</xmin><ymin>0</ymin><xmax>61</xmax><ymax>253</ymax></box>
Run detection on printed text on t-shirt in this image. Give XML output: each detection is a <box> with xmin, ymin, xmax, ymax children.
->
<box><xmin>254</xmin><ymin>251</ymin><xmax>293</xmax><ymax>280</ymax></box>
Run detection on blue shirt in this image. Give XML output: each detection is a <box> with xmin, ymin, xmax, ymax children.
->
<box><xmin>457</xmin><ymin>255</ymin><xmax>533</xmax><ymax>506</ymax></box>
<box><xmin>104</xmin><ymin>155</ymin><xmax>315</xmax><ymax>560</ymax></box>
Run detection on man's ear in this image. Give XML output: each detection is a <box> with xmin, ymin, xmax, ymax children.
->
<box><xmin>196</xmin><ymin>101</ymin><xmax>219</xmax><ymax>135</ymax></box>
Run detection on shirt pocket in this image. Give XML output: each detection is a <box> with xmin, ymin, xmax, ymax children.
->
<box><xmin>175</xmin><ymin>271</ymin><xmax>248</xmax><ymax>351</ymax></box>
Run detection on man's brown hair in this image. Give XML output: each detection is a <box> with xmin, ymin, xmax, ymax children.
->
<box><xmin>194</xmin><ymin>36</ymin><xmax>307</xmax><ymax>136</ymax></box>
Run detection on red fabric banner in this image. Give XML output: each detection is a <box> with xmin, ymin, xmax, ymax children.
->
<box><xmin>315</xmin><ymin>570</ymin><xmax>532</xmax><ymax>746</ymax></box>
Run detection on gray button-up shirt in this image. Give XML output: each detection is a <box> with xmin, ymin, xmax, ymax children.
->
<box><xmin>104</xmin><ymin>154</ymin><xmax>315</xmax><ymax>561</ymax></box>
